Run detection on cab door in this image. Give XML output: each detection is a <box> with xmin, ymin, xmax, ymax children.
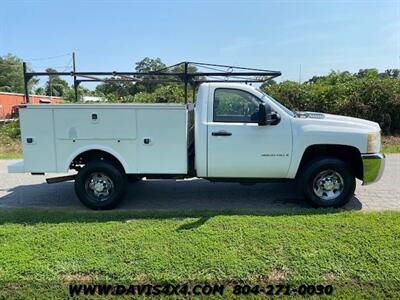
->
<box><xmin>207</xmin><ymin>87</ymin><xmax>292</xmax><ymax>178</ymax></box>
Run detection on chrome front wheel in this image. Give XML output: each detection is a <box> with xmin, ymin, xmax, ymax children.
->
<box><xmin>299</xmin><ymin>157</ymin><xmax>356</xmax><ymax>208</ymax></box>
<box><xmin>312</xmin><ymin>170</ymin><xmax>344</xmax><ymax>201</ymax></box>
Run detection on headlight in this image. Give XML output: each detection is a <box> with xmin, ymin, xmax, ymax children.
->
<box><xmin>367</xmin><ymin>131</ymin><xmax>381</xmax><ymax>153</ymax></box>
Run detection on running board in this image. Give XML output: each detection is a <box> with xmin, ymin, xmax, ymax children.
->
<box><xmin>46</xmin><ymin>175</ymin><xmax>76</xmax><ymax>184</ymax></box>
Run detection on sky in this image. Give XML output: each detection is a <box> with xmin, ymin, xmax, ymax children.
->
<box><xmin>1</xmin><ymin>0</ymin><xmax>399</xmax><ymax>88</ymax></box>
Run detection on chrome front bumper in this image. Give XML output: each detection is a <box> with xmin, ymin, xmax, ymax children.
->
<box><xmin>362</xmin><ymin>153</ymin><xmax>385</xmax><ymax>185</ymax></box>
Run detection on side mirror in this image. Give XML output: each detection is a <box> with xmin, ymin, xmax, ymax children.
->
<box><xmin>258</xmin><ymin>103</ymin><xmax>281</xmax><ymax>126</ymax></box>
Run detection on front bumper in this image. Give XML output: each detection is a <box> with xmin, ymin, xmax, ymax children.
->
<box><xmin>362</xmin><ymin>153</ymin><xmax>385</xmax><ymax>185</ymax></box>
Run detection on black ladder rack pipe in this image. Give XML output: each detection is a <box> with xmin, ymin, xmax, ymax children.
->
<box><xmin>22</xmin><ymin>61</ymin><xmax>282</xmax><ymax>104</ymax></box>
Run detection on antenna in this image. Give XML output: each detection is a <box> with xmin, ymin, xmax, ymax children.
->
<box><xmin>299</xmin><ymin>64</ymin><xmax>302</xmax><ymax>84</ymax></box>
<box><xmin>73</xmin><ymin>52</ymin><xmax>78</xmax><ymax>102</ymax></box>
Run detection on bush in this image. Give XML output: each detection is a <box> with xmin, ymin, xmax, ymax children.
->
<box><xmin>103</xmin><ymin>84</ymin><xmax>188</xmax><ymax>104</ymax></box>
<box><xmin>0</xmin><ymin>120</ymin><xmax>21</xmax><ymax>153</ymax></box>
<box><xmin>0</xmin><ymin>120</ymin><xmax>20</xmax><ymax>140</ymax></box>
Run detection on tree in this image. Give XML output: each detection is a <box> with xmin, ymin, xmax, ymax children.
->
<box><xmin>169</xmin><ymin>63</ymin><xmax>198</xmax><ymax>74</ymax></box>
<box><xmin>94</xmin><ymin>58</ymin><xmax>199</xmax><ymax>101</ymax></box>
<box><xmin>170</xmin><ymin>63</ymin><xmax>203</xmax><ymax>83</ymax></box>
<box><xmin>44</xmin><ymin>68</ymin><xmax>70</xmax><ymax>97</ymax></box>
<box><xmin>94</xmin><ymin>56</ymin><xmax>166</xmax><ymax>98</ymax></box>
<box><xmin>134</xmin><ymin>57</ymin><xmax>167</xmax><ymax>93</ymax></box>
<box><xmin>356</xmin><ymin>68</ymin><xmax>379</xmax><ymax>79</ymax></box>
<box><xmin>153</xmin><ymin>85</ymin><xmax>185</xmax><ymax>103</ymax></box>
<box><xmin>34</xmin><ymin>87</ymin><xmax>45</xmax><ymax>95</ymax></box>
<box><xmin>306</xmin><ymin>70</ymin><xmax>353</xmax><ymax>85</ymax></box>
<box><xmin>379</xmin><ymin>69</ymin><xmax>400</xmax><ymax>79</ymax></box>
<box><xmin>0</xmin><ymin>54</ymin><xmax>38</xmax><ymax>93</ymax></box>
<box><xmin>95</xmin><ymin>79</ymin><xmax>136</xmax><ymax>99</ymax></box>
<box><xmin>63</xmin><ymin>85</ymin><xmax>97</xmax><ymax>102</ymax></box>
<box><xmin>135</xmin><ymin>57</ymin><xmax>166</xmax><ymax>73</ymax></box>
<box><xmin>259</xmin><ymin>78</ymin><xmax>277</xmax><ymax>89</ymax></box>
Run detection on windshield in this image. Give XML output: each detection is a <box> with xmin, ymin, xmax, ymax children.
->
<box><xmin>256</xmin><ymin>88</ymin><xmax>296</xmax><ymax>117</ymax></box>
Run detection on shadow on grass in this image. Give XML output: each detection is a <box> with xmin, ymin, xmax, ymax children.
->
<box><xmin>0</xmin><ymin>204</ymin><xmax>364</xmax><ymax>227</ymax></box>
<box><xmin>176</xmin><ymin>216</ymin><xmax>211</xmax><ymax>231</ymax></box>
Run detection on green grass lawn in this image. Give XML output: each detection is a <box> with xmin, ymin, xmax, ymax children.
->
<box><xmin>0</xmin><ymin>209</ymin><xmax>399</xmax><ymax>299</ymax></box>
<box><xmin>382</xmin><ymin>143</ymin><xmax>400</xmax><ymax>154</ymax></box>
<box><xmin>0</xmin><ymin>151</ymin><xmax>21</xmax><ymax>159</ymax></box>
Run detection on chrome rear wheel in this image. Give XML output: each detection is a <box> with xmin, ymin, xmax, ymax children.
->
<box><xmin>85</xmin><ymin>172</ymin><xmax>115</xmax><ymax>201</ymax></box>
<box><xmin>75</xmin><ymin>161</ymin><xmax>126</xmax><ymax>210</ymax></box>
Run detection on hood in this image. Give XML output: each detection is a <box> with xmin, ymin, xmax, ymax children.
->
<box><xmin>296</xmin><ymin>111</ymin><xmax>380</xmax><ymax>132</ymax></box>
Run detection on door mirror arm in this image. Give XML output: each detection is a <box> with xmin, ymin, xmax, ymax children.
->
<box><xmin>258</xmin><ymin>103</ymin><xmax>281</xmax><ymax>126</ymax></box>
<box><xmin>268</xmin><ymin>111</ymin><xmax>281</xmax><ymax>125</ymax></box>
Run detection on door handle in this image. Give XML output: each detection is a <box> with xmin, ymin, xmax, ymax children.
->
<box><xmin>212</xmin><ymin>131</ymin><xmax>232</xmax><ymax>136</ymax></box>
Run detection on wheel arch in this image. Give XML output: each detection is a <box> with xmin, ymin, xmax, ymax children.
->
<box><xmin>65</xmin><ymin>146</ymin><xmax>129</xmax><ymax>173</ymax></box>
<box><xmin>296</xmin><ymin>144</ymin><xmax>363</xmax><ymax>180</ymax></box>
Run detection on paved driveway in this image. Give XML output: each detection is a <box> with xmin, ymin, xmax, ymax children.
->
<box><xmin>0</xmin><ymin>155</ymin><xmax>399</xmax><ymax>211</ymax></box>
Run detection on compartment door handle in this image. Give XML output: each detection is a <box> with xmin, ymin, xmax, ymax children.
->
<box><xmin>212</xmin><ymin>131</ymin><xmax>232</xmax><ymax>136</ymax></box>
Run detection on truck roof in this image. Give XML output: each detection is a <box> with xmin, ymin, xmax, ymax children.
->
<box><xmin>202</xmin><ymin>82</ymin><xmax>259</xmax><ymax>89</ymax></box>
<box><xmin>199</xmin><ymin>82</ymin><xmax>261</xmax><ymax>94</ymax></box>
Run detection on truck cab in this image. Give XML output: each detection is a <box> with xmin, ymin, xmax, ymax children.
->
<box><xmin>8</xmin><ymin>82</ymin><xmax>385</xmax><ymax>210</ymax></box>
<box><xmin>194</xmin><ymin>83</ymin><xmax>292</xmax><ymax>179</ymax></box>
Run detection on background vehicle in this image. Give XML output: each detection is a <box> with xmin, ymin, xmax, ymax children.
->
<box><xmin>8</xmin><ymin>62</ymin><xmax>385</xmax><ymax>209</ymax></box>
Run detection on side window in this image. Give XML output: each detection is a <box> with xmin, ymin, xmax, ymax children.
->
<box><xmin>213</xmin><ymin>89</ymin><xmax>261</xmax><ymax>123</ymax></box>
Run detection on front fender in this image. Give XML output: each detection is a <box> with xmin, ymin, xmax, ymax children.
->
<box><xmin>287</xmin><ymin>124</ymin><xmax>367</xmax><ymax>178</ymax></box>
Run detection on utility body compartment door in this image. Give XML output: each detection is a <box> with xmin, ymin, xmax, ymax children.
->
<box><xmin>207</xmin><ymin>87</ymin><xmax>292</xmax><ymax>178</ymax></box>
<box><xmin>19</xmin><ymin>108</ymin><xmax>57</xmax><ymax>172</ymax></box>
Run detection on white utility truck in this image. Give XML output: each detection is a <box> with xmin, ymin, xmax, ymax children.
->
<box><xmin>8</xmin><ymin>62</ymin><xmax>385</xmax><ymax>209</ymax></box>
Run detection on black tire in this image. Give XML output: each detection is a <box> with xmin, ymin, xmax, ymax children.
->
<box><xmin>74</xmin><ymin>160</ymin><xmax>126</xmax><ymax>210</ymax></box>
<box><xmin>299</xmin><ymin>157</ymin><xmax>356</xmax><ymax>208</ymax></box>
